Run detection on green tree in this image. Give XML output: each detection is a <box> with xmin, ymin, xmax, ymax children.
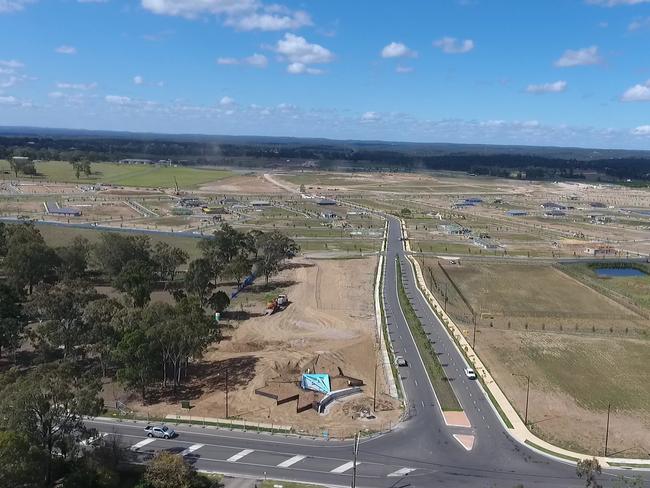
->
<box><xmin>56</xmin><ymin>236</ymin><xmax>90</xmax><ymax>280</ymax></box>
<box><xmin>400</xmin><ymin>207</ymin><xmax>412</xmax><ymax>218</ymax></box>
<box><xmin>70</xmin><ymin>159</ymin><xmax>91</xmax><ymax>180</ymax></box>
<box><xmin>253</xmin><ymin>231</ymin><xmax>299</xmax><ymax>285</ymax></box>
<box><xmin>0</xmin><ymin>283</ymin><xmax>26</xmax><ymax>358</ymax></box>
<box><xmin>225</xmin><ymin>254</ymin><xmax>252</xmax><ymax>286</ymax></box>
<box><xmin>144</xmin><ymin>451</ymin><xmax>195</xmax><ymax>488</ymax></box>
<box><xmin>29</xmin><ymin>280</ymin><xmax>101</xmax><ymax>358</ymax></box>
<box><xmin>0</xmin><ymin>221</ymin><xmax>7</xmax><ymax>256</ymax></box>
<box><xmin>83</xmin><ymin>297</ymin><xmax>123</xmax><ymax>377</ymax></box>
<box><xmin>4</xmin><ymin>223</ymin><xmax>60</xmax><ymax>293</ymax></box>
<box><xmin>114</xmin><ymin>260</ymin><xmax>154</xmax><ymax>307</ymax></box>
<box><xmin>0</xmin><ymin>362</ymin><xmax>103</xmax><ymax>485</ymax></box>
<box><xmin>207</xmin><ymin>290</ymin><xmax>230</xmax><ymax>314</ymax></box>
<box><xmin>184</xmin><ymin>258</ymin><xmax>213</xmax><ymax>304</ymax></box>
<box><xmin>93</xmin><ymin>233</ymin><xmax>151</xmax><ymax>277</ymax></box>
<box><xmin>0</xmin><ymin>431</ymin><xmax>46</xmax><ymax>488</ymax></box>
<box><xmin>576</xmin><ymin>458</ymin><xmax>602</xmax><ymax>488</ymax></box>
<box><xmin>114</xmin><ymin>322</ymin><xmax>158</xmax><ymax>403</ymax></box>
<box><xmin>152</xmin><ymin>241</ymin><xmax>188</xmax><ymax>282</ymax></box>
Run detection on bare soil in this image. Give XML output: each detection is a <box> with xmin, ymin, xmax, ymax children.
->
<box><xmin>199</xmin><ymin>174</ymin><xmax>285</xmax><ymax>194</ymax></box>
<box><xmin>122</xmin><ymin>257</ymin><xmax>401</xmax><ymax>438</ymax></box>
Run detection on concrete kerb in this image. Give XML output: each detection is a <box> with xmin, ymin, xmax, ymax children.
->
<box><xmin>375</xmin><ymin>220</ymin><xmax>399</xmax><ymax>399</ymax></box>
<box><xmin>400</xmin><ymin>219</ymin><xmax>650</xmax><ymax>469</ymax></box>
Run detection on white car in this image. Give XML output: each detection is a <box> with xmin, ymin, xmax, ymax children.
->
<box><xmin>464</xmin><ymin>368</ymin><xmax>477</xmax><ymax>380</ymax></box>
<box><xmin>396</xmin><ymin>356</ymin><xmax>408</xmax><ymax>367</ymax></box>
<box><xmin>144</xmin><ymin>425</ymin><xmax>176</xmax><ymax>439</ymax></box>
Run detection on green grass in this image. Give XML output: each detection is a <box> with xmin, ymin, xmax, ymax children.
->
<box><xmin>36</xmin><ymin>223</ymin><xmax>203</xmax><ymax>260</ymax></box>
<box><xmin>524</xmin><ymin>440</ymin><xmax>581</xmax><ymax>461</ymax></box>
<box><xmin>395</xmin><ymin>259</ymin><xmax>461</xmax><ymax>411</ymax></box>
<box><xmin>0</xmin><ymin>160</ymin><xmax>233</xmax><ymax>189</ymax></box>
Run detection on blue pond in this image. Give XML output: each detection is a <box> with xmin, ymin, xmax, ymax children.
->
<box><xmin>594</xmin><ymin>267</ymin><xmax>647</xmax><ymax>278</ymax></box>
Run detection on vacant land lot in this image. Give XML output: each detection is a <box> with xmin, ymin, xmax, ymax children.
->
<box><xmin>0</xmin><ymin>160</ymin><xmax>233</xmax><ymax>188</ymax></box>
<box><xmin>417</xmin><ymin>258</ymin><xmax>650</xmax><ymax>455</ymax></box>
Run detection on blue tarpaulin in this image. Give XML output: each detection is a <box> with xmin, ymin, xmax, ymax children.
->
<box><xmin>300</xmin><ymin>374</ymin><xmax>331</xmax><ymax>394</ymax></box>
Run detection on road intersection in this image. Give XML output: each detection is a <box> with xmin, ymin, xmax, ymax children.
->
<box><xmin>88</xmin><ymin>215</ymin><xmax>646</xmax><ymax>487</ymax></box>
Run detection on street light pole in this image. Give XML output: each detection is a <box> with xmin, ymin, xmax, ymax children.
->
<box><xmin>604</xmin><ymin>403</ymin><xmax>611</xmax><ymax>457</ymax></box>
<box><xmin>351</xmin><ymin>432</ymin><xmax>359</xmax><ymax>488</ymax></box>
<box><xmin>373</xmin><ymin>364</ymin><xmax>377</xmax><ymax>412</ymax></box>
<box><xmin>225</xmin><ymin>368</ymin><xmax>229</xmax><ymax>419</ymax></box>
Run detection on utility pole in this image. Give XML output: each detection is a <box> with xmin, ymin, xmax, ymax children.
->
<box><xmin>604</xmin><ymin>403</ymin><xmax>611</xmax><ymax>457</ymax></box>
<box><xmin>472</xmin><ymin>315</ymin><xmax>477</xmax><ymax>349</ymax></box>
<box><xmin>351</xmin><ymin>432</ymin><xmax>360</xmax><ymax>488</ymax></box>
<box><xmin>225</xmin><ymin>368</ymin><xmax>230</xmax><ymax>419</ymax></box>
<box><xmin>373</xmin><ymin>364</ymin><xmax>377</xmax><ymax>412</ymax></box>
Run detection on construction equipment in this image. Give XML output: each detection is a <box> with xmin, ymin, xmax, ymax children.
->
<box><xmin>265</xmin><ymin>294</ymin><xmax>289</xmax><ymax>315</ymax></box>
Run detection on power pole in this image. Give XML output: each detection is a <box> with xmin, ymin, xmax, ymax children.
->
<box><xmin>604</xmin><ymin>403</ymin><xmax>611</xmax><ymax>457</ymax></box>
<box><xmin>373</xmin><ymin>364</ymin><xmax>377</xmax><ymax>412</ymax></box>
<box><xmin>351</xmin><ymin>433</ymin><xmax>360</xmax><ymax>488</ymax></box>
<box><xmin>524</xmin><ymin>375</ymin><xmax>530</xmax><ymax>425</ymax></box>
<box><xmin>472</xmin><ymin>316</ymin><xmax>477</xmax><ymax>349</ymax></box>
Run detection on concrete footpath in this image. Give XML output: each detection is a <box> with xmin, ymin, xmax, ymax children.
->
<box><xmin>400</xmin><ymin>219</ymin><xmax>650</xmax><ymax>470</ymax></box>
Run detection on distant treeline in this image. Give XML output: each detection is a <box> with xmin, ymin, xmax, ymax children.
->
<box><xmin>2</xmin><ymin>134</ymin><xmax>650</xmax><ymax>181</ymax></box>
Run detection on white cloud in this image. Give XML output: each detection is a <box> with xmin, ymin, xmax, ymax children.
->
<box><xmin>0</xmin><ymin>0</ymin><xmax>34</xmax><ymax>13</ymax></box>
<box><xmin>219</xmin><ymin>96</ymin><xmax>235</xmax><ymax>106</ymax></box>
<box><xmin>141</xmin><ymin>0</ymin><xmax>310</xmax><ymax>31</ymax></box>
<box><xmin>0</xmin><ymin>59</ymin><xmax>24</xmax><ymax>69</ymax></box>
<box><xmin>225</xmin><ymin>10</ymin><xmax>311</xmax><ymax>31</ymax></box>
<box><xmin>381</xmin><ymin>42</ymin><xmax>417</xmax><ymax>59</ymax></box>
<box><xmin>433</xmin><ymin>37</ymin><xmax>474</xmax><ymax>54</ymax></box>
<box><xmin>0</xmin><ymin>95</ymin><xmax>18</xmax><ymax>104</ymax></box>
<box><xmin>286</xmin><ymin>62</ymin><xmax>323</xmax><ymax>75</ymax></box>
<box><xmin>554</xmin><ymin>46</ymin><xmax>601</xmax><ymax>67</ymax></box>
<box><xmin>55</xmin><ymin>45</ymin><xmax>77</xmax><ymax>55</ymax></box>
<box><xmin>526</xmin><ymin>80</ymin><xmax>568</xmax><ymax>94</ymax></box>
<box><xmin>56</xmin><ymin>82</ymin><xmax>97</xmax><ymax>90</ymax></box>
<box><xmin>133</xmin><ymin>75</ymin><xmax>144</xmax><ymax>85</ymax></box>
<box><xmin>622</xmin><ymin>80</ymin><xmax>650</xmax><ymax>101</ymax></box>
<box><xmin>632</xmin><ymin>125</ymin><xmax>650</xmax><ymax>136</ymax></box>
<box><xmin>105</xmin><ymin>95</ymin><xmax>132</xmax><ymax>105</ymax></box>
<box><xmin>361</xmin><ymin>111</ymin><xmax>381</xmax><ymax>122</ymax></box>
<box><xmin>628</xmin><ymin>17</ymin><xmax>650</xmax><ymax>31</ymax></box>
<box><xmin>217</xmin><ymin>53</ymin><xmax>268</xmax><ymax>68</ymax></box>
<box><xmin>587</xmin><ymin>0</ymin><xmax>650</xmax><ymax>5</ymax></box>
<box><xmin>274</xmin><ymin>33</ymin><xmax>334</xmax><ymax>64</ymax></box>
<box><xmin>78</xmin><ymin>0</ymin><xmax>108</xmax><ymax>3</ymax></box>
<box><xmin>396</xmin><ymin>65</ymin><xmax>414</xmax><ymax>73</ymax></box>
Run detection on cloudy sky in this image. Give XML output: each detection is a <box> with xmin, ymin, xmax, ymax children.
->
<box><xmin>2</xmin><ymin>0</ymin><xmax>650</xmax><ymax>148</ymax></box>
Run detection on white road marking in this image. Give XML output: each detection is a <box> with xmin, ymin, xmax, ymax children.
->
<box><xmin>277</xmin><ymin>455</ymin><xmax>306</xmax><ymax>468</ymax></box>
<box><xmin>331</xmin><ymin>461</ymin><xmax>356</xmax><ymax>473</ymax></box>
<box><xmin>414</xmin><ymin>379</ymin><xmax>418</xmax><ymax>387</ymax></box>
<box><xmin>129</xmin><ymin>438</ymin><xmax>155</xmax><ymax>451</ymax></box>
<box><xmin>180</xmin><ymin>443</ymin><xmax>204</xmax><ymax>456</ymax></box>
<box><xmin>227</xmin><ymin>448</ymin><xmax>254</xmax><ymax>462</ymax></box>
<box><xmin>388</xmin><ymin>467</ymin><xmax>416</xmax><ymax>477</ymax></box>
<box><xmin>421</xmin><ymin>401</ymin><xmax>425</xmax><ymax>407</ymax></box>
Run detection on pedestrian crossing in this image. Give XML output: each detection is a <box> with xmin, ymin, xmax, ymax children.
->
<box><xmin>124</xmin><ymin>436</ymin><xmax>417</xmax><ymax>478</ymax></box>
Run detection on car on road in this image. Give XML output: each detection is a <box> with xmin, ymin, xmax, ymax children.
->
<box><xmin>464</xmin><ymin>367</ymin><xmax>477</xmax><ymax>380</ymax></box>
<box><xmin>396</xmin><ymin>356</ymin><xmax>408</xmax><ymax>367</ymax></box>
<box><xmin>144</xmin><ymin>425</ymin><xmax>176</xmax><ymax>439</ymax></box>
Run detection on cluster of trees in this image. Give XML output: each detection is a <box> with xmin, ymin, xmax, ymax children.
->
<box><xmin>0</xmin><ymin>219</ymin><xmax>297</xmax><ymax>486</ymax></box>
<box><xmin>3</xmin><ymin>133</ymin><xmax>650</xmax><ymax>181</ymax></box>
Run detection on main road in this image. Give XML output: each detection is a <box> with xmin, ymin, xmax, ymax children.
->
<box><xmin>88</xmin><ymin>215</ymin><xmax>636</xmax><ymax>487</ymax></box>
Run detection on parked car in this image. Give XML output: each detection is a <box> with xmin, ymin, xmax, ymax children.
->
<box><xmin>396</xmin><ymin>356</ymin><xmax>408</xmax><ymax>367</ymax></box>
<box><xmin>144</xmin><ymin>425</ymin><xmax>176</xmax><ymax>439</ymax></box>
<box><xmin>464</xmin><ymin>368</ymin><xmax>477</xmax><ymax>380</ymax></box>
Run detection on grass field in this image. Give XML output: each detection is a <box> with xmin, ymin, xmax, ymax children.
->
<box><xmin>0</xmin><ymin>160</ymin><xmax>233</xmax><ymax>189</ymax></box>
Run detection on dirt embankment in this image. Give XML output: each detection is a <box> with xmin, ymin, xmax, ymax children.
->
<box><xmin>123</xmin><ymin>257</ymin><xmax>401</xmax><ymax>437</ymax></box>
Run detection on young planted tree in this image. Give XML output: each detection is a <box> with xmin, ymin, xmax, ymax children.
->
<box><xmin>576</xmin><ymin>458</ymin><xmax>602</xmax><ymax>488</ymax></box>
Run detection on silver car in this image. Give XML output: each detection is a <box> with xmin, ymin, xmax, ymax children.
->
<box><xmin>144</xmin><ymin>425</ymin><xmax>176</xmax><ymax>439</ymax></box>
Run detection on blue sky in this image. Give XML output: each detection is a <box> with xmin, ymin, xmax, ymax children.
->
<box><xmin>2</xmin><ymin>0</ymin><xmax>650</xmax><ymax>148</ymax></box>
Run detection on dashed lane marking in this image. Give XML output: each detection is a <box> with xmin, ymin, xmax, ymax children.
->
<box><xmin>180</xmin><ymin>444</ymin><xmax>204</xmax><ymax>456</ymax></box>
<box><xmin>388</xmin><ymin>467</ymin><xmax>416</xmax><ymax>477</ymax></box>
<box><xmin>330</xmin><ymin>461</ymin><xmax>356</xmax><ymax>474</ymax></box>
<box><xmin>277</xmin><ymin>455</ymin><xmax>307</xmax><ymax>468</ymax></box>
<box><xmin>129</xmin><ymin>438</ymin><xmax>155</xmax><ymax>451</ymax></box>
<box><xmin>227</xmin><ymin>449</ymin><xmax>254</xmax><ymax>462</ymax></box>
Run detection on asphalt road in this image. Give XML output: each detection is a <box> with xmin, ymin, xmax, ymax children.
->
<box><xmin>87</xmin><ymin>215</ymin><xmax>646</xmax><ymax>487</ymax></box>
